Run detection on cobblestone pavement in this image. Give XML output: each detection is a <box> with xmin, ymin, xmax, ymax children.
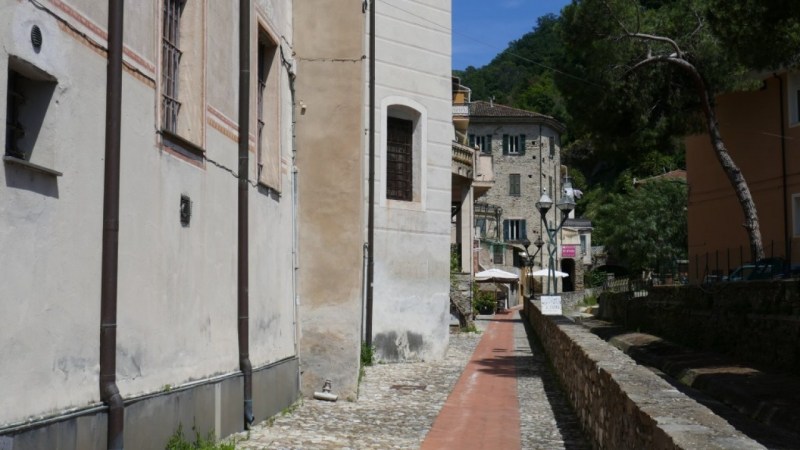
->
<box><xmin>232</xmin><ymin>312</ymin><xmax>590</xmax><ymax>449</ymax></box>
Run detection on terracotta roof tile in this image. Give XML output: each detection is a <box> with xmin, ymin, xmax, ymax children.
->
<box><xmin>469</xmin><ymin>101</ymin><xmax>553</xmax><ymax>119</ymax></box>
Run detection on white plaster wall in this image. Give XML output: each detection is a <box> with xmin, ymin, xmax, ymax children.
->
<box><xmin>0</xmin><ymin>2</ymin><xmax>106</xmax><ymax>424</ymax></box>
<box><xmin>0</xmin><ymin>0</ymin><xmax>297</xmax><ymax>425</ymax></box>
<box><xmin>249</xmin><ymin>0</ymin><xmax>296</xmax><ymax>366</ymax></box>
<box><xmin>369</xmin><ymin>0</ymin><xmax>453</xmax><ymax>361</ymax></box>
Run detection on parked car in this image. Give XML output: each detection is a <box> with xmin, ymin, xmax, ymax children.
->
<box><xmin>727</xmin><ymin>258</ymin><xmax>786</xmax><ymax>281</ymax></box>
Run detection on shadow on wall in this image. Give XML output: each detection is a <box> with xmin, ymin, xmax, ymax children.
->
<box><xmin>4</xmin><ymin>165</ymin><xmax>59</xmax><ymax>198</ymax></box>
<box><xmin>373</xmin><ymin>331</ymin><xmax>424</xmax><ymax>362</ymax></box>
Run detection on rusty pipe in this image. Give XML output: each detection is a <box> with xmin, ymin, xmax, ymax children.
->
<box><xmin>238</xmin><ymin>0</ymin><xmax>254</xmax><ymax>427</ymax></box>
<box><xmin>100</xmin><ymin>0</ymin><xmax>125</xmax><ymax>448</ymax></box>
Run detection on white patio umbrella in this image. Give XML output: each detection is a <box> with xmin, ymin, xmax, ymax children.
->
<box><xmin>531</xmin><ymin>268</ymin><xmax>569</xmax><ymax>278</ymax></box>
<box><xmin>474</xmin><ymin>268</ymin><xmax>519</xmax><ymax>312</ymax></box>
<box><xmin>475</xmin><ymin>268</ymin><xmax>519</xmax><ymax>282</ymax></box>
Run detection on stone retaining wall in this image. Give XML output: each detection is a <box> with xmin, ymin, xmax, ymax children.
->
<box><xmin>597</xmin><ymin>281</ymin><xmax>800</xmax><ymax>375</ymax></box>
<box><xmin>521</xmin><ymin>300</ymin><xmax>763</xmax><ymax>450</ymax></box>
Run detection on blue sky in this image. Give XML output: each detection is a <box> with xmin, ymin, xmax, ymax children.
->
<box><xmin>452</xmin><ymin>0</ymin><xmax>572</xmax><ymax>71</ymax></box>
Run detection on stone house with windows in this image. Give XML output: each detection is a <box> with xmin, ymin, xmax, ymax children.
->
<box><xmin>466</xmin><ymin>101</ymin><xmax>567</xmax><ymax>297</ymax></box>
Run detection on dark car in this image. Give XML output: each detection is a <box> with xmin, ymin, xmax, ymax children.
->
<box><xmin>727</xmin><ymin>258</ymin><xmax>787</xmax><ymax>281</ymax></box>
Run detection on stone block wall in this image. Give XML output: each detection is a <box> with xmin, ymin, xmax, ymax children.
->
<box><xmin>598</xmin><ymin>281</ymin><xmax>800</xmax><ymax>375</ymax></box>
<box><xmin>521</xmin><ymin>301</ymin><xmax>762</xmax><ymax>449</ymax></box>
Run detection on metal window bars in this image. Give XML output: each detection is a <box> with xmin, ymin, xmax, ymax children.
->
<box><xmin>161</xmin><ymin>0</ymin><xmax>183</xmax><ymax>133</ymax></box>
<box><xmin>386</xmin><ymin>117</ymin><xmax>413</xmax><ymax>201</ymax></box>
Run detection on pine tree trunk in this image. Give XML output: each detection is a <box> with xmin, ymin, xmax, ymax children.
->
<box><xmin>680</xmin><ymin>62</ymin><xmax>765</xmax><ymax>261</ymax></box>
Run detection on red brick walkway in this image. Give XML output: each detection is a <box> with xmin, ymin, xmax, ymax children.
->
<box><xmin>421</xmin><ymin>309</ymin><xmax>521</xmax><ymax>450</ymax></box>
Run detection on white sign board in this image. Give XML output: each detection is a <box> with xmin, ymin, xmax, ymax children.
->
<box><xmin>540</xmin><ymin>295</ymin><xmax>563</xmax><ymax>315</ymax></box>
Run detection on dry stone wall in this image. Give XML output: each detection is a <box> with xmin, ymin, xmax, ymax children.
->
<box><xmin>521</xmin><ymin>300</ymin><xmax>764</xmax><ymax>449</ymax></box>
<box><xmin>598</xmin><ymin>281</ymin><xmax>800</xmax><ymax>375</ymax></box>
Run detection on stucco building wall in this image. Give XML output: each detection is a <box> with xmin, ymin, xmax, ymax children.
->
<box><xmin>685</xmin><ymin>74</ymin><xmax>800</xmax><ymax>280</ymax></box>
<box><xmin>1</xmin><ymin>0</ymin><xmax>298</xmax><ymax>441</ymax></box>
<box><xmin>294</xmin><ymin>0</ymin><xmax>366</xmax><ymax>399</ymax></box>
<box><xmin>370</xmin><ymin>0</ymin><xmax>453</xmax><ymax>362</ymax></box>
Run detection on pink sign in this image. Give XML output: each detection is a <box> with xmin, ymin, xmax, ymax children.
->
<box><xmin>561</xmin><ymin>245</ymin><xmax>576</xmax><ymax>258</ymax></box>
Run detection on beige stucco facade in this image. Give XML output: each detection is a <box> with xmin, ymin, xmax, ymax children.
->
<box><xmin>685</xmin><ymin>73</ymin><xmax>800</xmax><ymax>281</ymax></box>
<box><xmin>294</xmin><ymin>0</ymin><xmax>367</xmax><ymax>400</ymax></box>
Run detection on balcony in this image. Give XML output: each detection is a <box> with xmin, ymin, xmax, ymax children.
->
<box><xmin>452</xmin><ymin>104</ymin><xmax>469</xmax><ymax>116</ymax></box>
<box><xmin>473</xmin><ymin>154</ymin><xmax>494</xmax><ymax>196</ymax></box>
<box><xmin>452</xmin><ymin>141</ymin><xmax>474</xmax><ymax>179</ymax></box>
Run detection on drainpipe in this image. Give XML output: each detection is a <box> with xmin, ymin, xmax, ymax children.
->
<box><xmin>238</xmin><ymin>0</ymin><xmax>254</xmax><ymax>428</ymax></box>
<box><xmin>365</xmin><ymin>0</ymin><xmax>376</xmax><ymax>349</ymax></box>
<box><xmin>100</xmin><ymin>1</ymin><xmax>124</xmax><ymax>449</ymax></box>
<box><xmin>775</xmin><ymin>73</ymin><xmax>791</xmax><ymax>269</ymax></box>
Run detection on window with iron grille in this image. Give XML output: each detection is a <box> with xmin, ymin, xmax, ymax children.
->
<box><xmin>257</xmin><ymin>36</ymin><xmax>268</xmax><ymax>178</ymax></box>
<box><xmin>387</xmin><ymin>117</ymin><xmax>413</xmax><ymax>201</ymax></box>
<box><xmin>509</xmin><ymin>173</ymin><xmax>520</xmax><ymax>197</ymax></box>
<box><xmin>161</xmin><ymin>0</ymin><xmax>184</xmax><ymax>133</ymax></box>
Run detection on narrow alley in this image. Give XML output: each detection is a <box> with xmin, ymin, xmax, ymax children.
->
<box><xmin>234</xmin><ymin>308</ymin><xmax>590</xmax><ymax>449</ymax></box>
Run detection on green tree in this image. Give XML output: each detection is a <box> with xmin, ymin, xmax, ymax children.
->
<box><xmin>594</xmin><ymin>180</ymin><xmax>687</xmax><ymax>273</ymax></box>
<box><xmin>558</xmin><ymin>0</ymin><xmax>770</xmax><ymax>260</ymax></box>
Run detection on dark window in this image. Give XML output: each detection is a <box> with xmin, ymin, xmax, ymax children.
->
<box><xmin>475</xmin><ymin>218</ymin><xmax>487</xmax><ymax>238</ymax></box>
<box><xmin>4</xmin><ymin>64</ymin><xmax>57</xmax><ymax>165</ymax></box>
<box><xmin>547</xmin><ymin>136</ymin><xmax>555</xmax><ymax>158</ymax></box>
<box><xmin>509</xmin><ymin>174</ymin><xmax>520</xmax><ymax>197</ymax></box>
<box><xmin>503</xmin><ymin>219</ymin><xmax>527</xmax><ymax>241</ymax></box>
<box><xmin>493</xmin><ymin>244</ymin><xmax>504</xmax><ymax>264</ymax></box>
<box><xmin>387</xmin><ymin>117</ymin><xmax>413</xmax><ymax>201</ymax></box>
<box><xmin>469</xmin><ymin>134</ymin><xmax>492</xmax><ymax>154</ymax></box>
<box><xmin>161</xmin><ymin>0</ymin><xmax>184</xmax><ymax>132</ymax></box>
<box><xmin>503</xmin><ymin>134</ymin><xmax>526</xmax><ymax>155</ymax></box>
<box><xmin>5</xmin><ymin>71</ymin><xmax>24</xmax><ymax>159</ymax></box>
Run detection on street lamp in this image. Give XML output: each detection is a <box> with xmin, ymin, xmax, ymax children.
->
<box><xmin>536</xmin><ymin>176</ymin><xmax>576</xmax><ymax>294</ymax></box>
<box><xmin>522</xmin><ymin>236</ymin><xmax>545</xmax><ymax>297</ymax></box>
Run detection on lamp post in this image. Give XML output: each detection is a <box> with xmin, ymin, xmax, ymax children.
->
<box><xmin>535</xmin><ymin>176</ymin><xmax>576</xmax><ymax>294</ymax></box>
<box><xmin>522</xmin><ymin>236</ymin><xmax>545</xmax><ymax>297</ymax></box>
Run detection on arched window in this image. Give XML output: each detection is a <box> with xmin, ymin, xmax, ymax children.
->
<box><xmin>381</xmin><ymin>98</ymin><xmax>427</xmax><ymax>207</ymax></box>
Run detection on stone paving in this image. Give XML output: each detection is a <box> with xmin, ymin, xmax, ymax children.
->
<box><xmin>232</xmin><ymin>312</ymin><xmax>590</xmax><ymax>449</ymax></box>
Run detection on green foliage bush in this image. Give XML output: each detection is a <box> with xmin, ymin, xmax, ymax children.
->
<box><xmin>473</xmin><ymin>290</ymin><xmax>496</xmax><ymax>314</ymax></box>
<box><xmin>165</xmin><ymin>424</ymin><xmax>234</xmax><ymax>450</ymax></box>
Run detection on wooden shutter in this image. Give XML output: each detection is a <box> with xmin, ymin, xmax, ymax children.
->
<box><xmin>502</xmin><ymin>134</ymin><xmax>509</xmax><ymax>155</ymax></box>
<box><xmin>503</xmin><ymin>220</ymin><xmax>510</xmax><ymax>241</ymax></box>
<box><xmin>519</xmin><ymin>134</ymin><xmax>526</xmax><ymax>155</ymax></box>
<box><xmin>521</xmin><ymin>220</ymin><xmax>527</xmax><ymax>240</ymax></box>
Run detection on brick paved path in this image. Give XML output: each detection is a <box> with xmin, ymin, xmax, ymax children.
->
<box><xmin>232</xmin><ymin>309</ymin><xmax>589</xmax><ymax>449</ymax></box>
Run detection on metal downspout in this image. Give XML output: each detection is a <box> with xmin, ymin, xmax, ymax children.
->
<box><xmin>238</xmin><ymin>0</ymin><xmax>254</xmax><ymax>428</ymax></box>
<box><xmin>776</xmin><ymin>74</ymin><xmax>791</xmax><ymax>268</ymax></box>
<box><xmin>285</xmin><ymin>44</ymin><xmax>300</xmax><ymax>383</ymax></box>
<box><xmin>365</xmin><ymin>0</ymin><xmax>376</xmax><ymax>349</ymax></box>
<box><xmin>100</xmin><ymin>1</ymin><xmax>125</xmax><ymax>448</ymax></box>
